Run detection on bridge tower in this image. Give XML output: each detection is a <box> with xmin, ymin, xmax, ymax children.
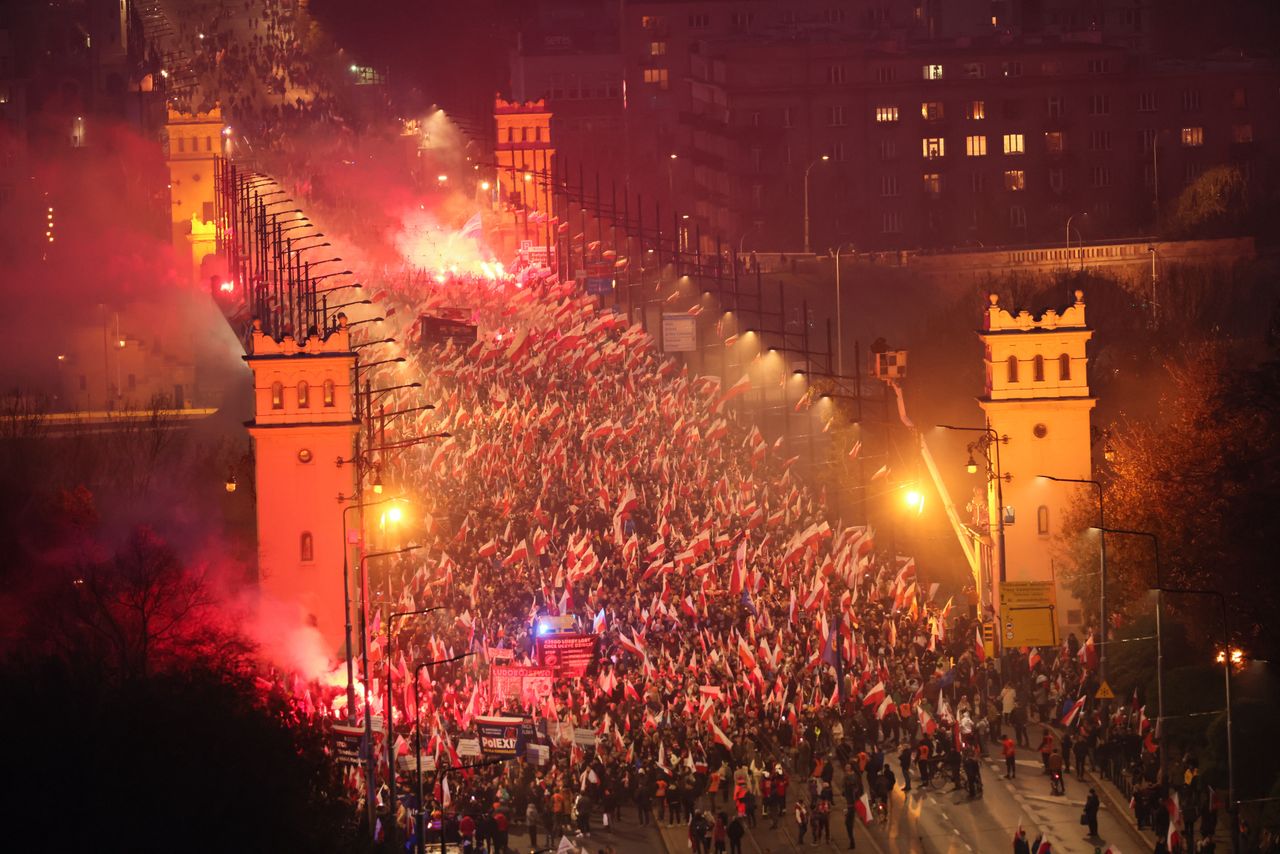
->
<box><xmin>978</xmin><ymin>290</ymin><xmax>1095</xmax><ymax>638</ymax></box>
<box><xmin>164</xmin><ymin>107</ymin><xmax>227</xmax><ymax>286</ymax></box>
<box><xmin>244</xmin><ymin>316</ymin><xmax>357</xmax><ymax>654</ymax></box>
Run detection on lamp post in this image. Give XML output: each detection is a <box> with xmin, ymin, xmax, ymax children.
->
<box><xmin>667</xmin><ymin>153</ymin><xmax>678</xmax><ymax>215</ymax></box>
<box><xmin>358</xmin><ymin>544</ymin><xmax>422</xmax><ymax>837</ymax></box>
<box><xmin>941</xmin><ymin>424</ymin><xmax>1009</xmax><ymax>619</ymax></box>
<box><xmin>831</xmin><ymin>243</ymin><xmax>853</xmax><ymax>375</ymax></box>
<box><xmin>1066</xmin><ymin>213</ymin><xmax>1086</xmax><ymax>272</ymax></box>
<box><xmin>803</xmin><ymin>155</ymin><xmax>830</xmax><ymax>254</ymax></box>
<box><xmin>1041</xmin><ymin>475</ymin><xmax>1108</xmax><ymax>683</ymax></box>
<box><xmin>412</xmin><ymin>651</ymin><xmax>474</xmax><ymax>854</ymax></box>
<box><xmin>1092</xmin><ymin>526</ymin><xmax>1162</xmax><ymax>777</ymax></box>
<box><xmin>1157</xmin><ymin>586</ymin><xmax>1236</xmax><ymax>854</ymax></box>
<box><xmin>385</xmin><ymin>607</ymin><xmax>444</xmax><ymax>848</ymax></box>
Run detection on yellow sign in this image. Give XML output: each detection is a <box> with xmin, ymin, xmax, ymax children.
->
<box><xmin>1095</xmin><ymin>681</ymin><xmax>1115</xmax><ymax>700</ymax></box>
<box><xmin>999</xmin><ymin>581</ymin><xmax>1059</xmax><ymax>648</ymax></box>
<box><xmin>981</xmin><ymin>621</ymin><xmax>996</xmax><ymax>659</ymax></box>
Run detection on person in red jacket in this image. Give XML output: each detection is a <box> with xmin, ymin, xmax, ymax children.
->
<box><xmin>1002</xmin><ymin>735</ymin><xmax>1018</xmax><ymax>779</ymax></box>
<box><xmin>457</xmin><ymin>813</ymin><xmax>475</xmax><ymax>851</ymax></box>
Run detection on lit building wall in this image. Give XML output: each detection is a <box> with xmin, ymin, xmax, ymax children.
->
<box><xmin>245</xmin><ymin>317</ymin><xmax>357</xmax><ymax>654</ymax></box>
<box><xmin>164</xmin><ymin>107</ymin><xmax>227</xmax><ymax>284</ymax></box>
<box><xmin>979</xmin><ymin>290</ymin><xmax>1094</xmax><ymax>634</ymax></box>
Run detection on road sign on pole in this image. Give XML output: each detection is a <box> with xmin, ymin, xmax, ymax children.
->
<box><xmin>999</xmin><ymin>581</ymin><xmax>1059</xmax><ymax>648</ymax></box>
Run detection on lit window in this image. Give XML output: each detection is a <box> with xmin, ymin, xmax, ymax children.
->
<box><xmin>923</xmin><ymin>173</ymin><xmax>941</xmax><ymax>197</ymax></box>
<box><xmin>923</xmin><ymin>64</ymin><xmax>944</xmax><ymax>80</ymax></box>
<box><xmin>641</xmin><ymin>15</ymin><xmax>664</xmax><ymax>28</ymax></box>
<box><xmin>1181</xmin><ymin>127</ymin><xmax>1204</xmax><ymax>147</ymax></box>
<box><xmin>966</xmin><ymin>100</ymin><xmax>985</xmax><ymax>120</ymax></box>
<box><xmin>1233</xmin><ymin>124</ymin><xmax>1253</xmax><ymax>143</ymax></box>
<box><xmin>300</xmin><ymin>531</ymin><xmax>314</xmax><ymax>562</ymax></box>
<box><xmin>323</xmin><ymin>379</ymin><xmax>335</xmax><ymax>407</ymax></box>
<box><xmin>271</xmin><ymin>381</ymin><xmax>283</xmax><ymax>409</ymax></box>
<box><xmin>649</xmin><ymin>41</ymin><xmax>667</xmax><ymax>56</ymax></box>
<box><xmin>1003</xmin><ymin>133</ymin><xmax>1024</xmax><ymax>154</ymax></box>
<box><xmin>1004</xmin><ymin>169</ymin><xmax>1025</xmax><ymax>191</ymax></box>
<box><xmin>921</xmin><ymin>101</ymin><xmax>944</xmax><ymax>121</ymax></box>
<box><xmin>875</xmin><ymin>106</ymin><xmax>900</xmax><ymax>123</ymax></box>
<box><xmin>1006</xmin><ymin>356</ymin><xmax>1019</xmax><ymax>382</ymax></box>
<box><xmin>297</xmin><ymin>381</ymin><xmax>309</xmax><ymax>408</ymax></box>
<box><xmin>1058</xmin><ymin>353</ymin><xmax>1071</xmax><ymax>380</ymax></box>
<box><xmin>922</xmin><ymin>137</ymin><xmax>945</xmax><ymax>159</ymax></box>
<box><xmin>965</xmin><ymin>135</ymin><xmax>987</xmax><ymax>157</ymax></box>
<box><xmin>643</xmin><ymin>68</ymin><xmax>669</xmax><ymax>89</ymax></box>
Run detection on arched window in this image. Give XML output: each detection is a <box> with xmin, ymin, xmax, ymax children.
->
<box><xmin>1059</xmin><ymin>353</ymin><xmax>1071</xmax><ymax>381</ymax></box>
<box><xmin>270</xmin><ymin>381</ymin><xmax>283</xmax><ymax>409</ymax></box>
<box><xmin>1006</xmin><ymin>355</ymin><xmax>1019</xmax><ymax>383</ymax></box>
<box><xmin>1037</xmin><ymin>505</ymin><xmax>1050</xmax><ymax>535</ymax></box>
<box><xmin>297</xmin><ymin>381</ymin><xmax>309</xmax><ymax>408</ymax></box>
<box><xmin>300</xmin><ymin>531</ymin><xmax>314</xmax><ymax>562</ymax></box>
<box><xmin>1033</xmin><ymin>354</ymin><xmax>1045</xmax><ymax>382</ymax></box>
<box><xmin>323</xmin><ymin>379</ymin><xmax>335</xmax><ymax>407</ymax></box>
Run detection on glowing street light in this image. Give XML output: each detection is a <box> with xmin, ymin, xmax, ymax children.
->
<box><xmin>803</xmin><ymin>155</ymin><xmax>831</xmax><ymax>253</ymax></box>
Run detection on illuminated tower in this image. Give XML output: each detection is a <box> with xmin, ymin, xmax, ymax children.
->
<box><xmin>495</xmin><ymin>97</ymin><xmax>555</xmax><ymax>258</ymax></box>
<box><xmin>164</xmin><ymin>107</ymin><xmax>227</xmax><ymax>285</ymax></box>
<box><xmin>979</xmin><ymin>290</ymin><xmax>1095</xmax><ymax>634</ymax></box>
<box><xmin>244</xmin><ymin>316</ymin><xmax>357</xmax><ymax>652</ymax></box>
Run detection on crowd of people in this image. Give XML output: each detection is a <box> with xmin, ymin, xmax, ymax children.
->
<box><xmin>159</xmin><ymin>0</ymin><xmax>1239</xmax><ymax>852</ymax></box>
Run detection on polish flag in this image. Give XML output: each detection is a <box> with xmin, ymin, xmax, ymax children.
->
<box><xmin>618</xmin><ymin>632</ymin><xmax>645</xmax><ymax>657</ymax></box>
<box><xmin>875</xmin><ymin>695</ymin><xmax>896</xmax><ymax>721</ymax></box>
<box><xmin>974</xmin><ymin>625</ymin><xmax>987</xmax><ymax>662</ymax></box>
<box><xmin>717</xmin><ymin>373</ymin><xmax>753</xmax><ymax>408</ymax></box>
<box><xmin>1061</xmin><ymin>694</ymin><xmax>1087</xmax><ymax>727</ymax></box>
<box><xmin>592</xmin><ymin>608</ymin><xmax>607</xmax><ymax>634</ymax></box>
<box><xmin>854</xmin><ymin>789</ymin><xmax>873</xmax><ymax>825</ymax></box>
<box><xmin>709</xmin><ymin>721</ymin><xmax>734</xmax><ymax>749</ymax></box>
<box><xmin>862</xmin><ymin>681</ymin><xmax>886</xmax><ymax>707</ymax></box>
<box><xmin>1165</xmin><ymin>791</ymin><xmax>1182</xmax><ymax>852</ymax></box>
<box><xmin>918</xmin><ymin>706</ymin><xmax>938</xmax><ymax>735</ymax></box>
<box><xmin>1078</xmin><ymin>633</ymin><xmax>1099</xmax><ymax>670</ymax></box>
<box><xmin>478</xmin><ymin>538</ymin><xmax>498</xmax><ymax>558</ymax></box>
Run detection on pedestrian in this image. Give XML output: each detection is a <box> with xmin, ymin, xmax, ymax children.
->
<box><xmin>1061</xmin><ymin>730</ymin><xmax>1074</xmax><ymax>774</ymax></box>
<box><xmin>794</xmin><ymin>799</ymin><xmax>809</xmax><ymax>845</ymax></box>
<box><xmin>712</xmin><ymin>812</ymin><xmax>728</xmax><ymax>853</ymax></box>
<box><xmin>1083</xmin><ymin>788</ymin><xmax>1100</xmax><ymax>837</ymax></box>
<box><xmin>727</xmin><ymin>813</ymin><xmax>746</xmax><ymax>854</ymax></box>
<box><xmin>843</xmin><ymin>798</ymin><xmax>857</xmax><ymax>849</ymax></box>
<box><xmin>899</xmin><ymin>743</ymin><xmax>913</xmax><ymax>791</ymax></box>
<box><xmin>526</xmin><ymin>801</ymin><xmax>540</xmax><ymax>850</ymax></box>
<box><xmin>1003</xmin><ymin>734</ymin><xmax>1018</xmax><ymax>779</ymax></box>
<box><xmin>1038</xmin><ymin>731</ymin><xmax>1055</xmax><ymax>773</ymax></box>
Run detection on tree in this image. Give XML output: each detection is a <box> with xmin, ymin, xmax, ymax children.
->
<box><xmin>1164</xmin><ymin>165</ymin><xmax>1249</xmax><ymax>238</ymax></box>
<box><xmin>1056</xmin><ymin>341</ymin><xmax>1280</xmax><ymax>662</ymax></box>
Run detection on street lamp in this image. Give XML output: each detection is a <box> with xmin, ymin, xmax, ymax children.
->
<box><xmin>803</xmin><ymin>155</ymin><xmax>830</xmax><ymax>254</ymax></box>
<box><xmin>353</xmin><ymin>336</ymin><xmax>396</xmax><ymax>351</ymax></box>
<box><xmin>831</xmin><ymin>243</ymin><xmax>853</xmax><ymax>374</ymax></box>
<box><xmin>1156</xmin><ymin>585</ymin><xmax>1236</xmax><ymax>854</ymax></box>
<box><xmin>941</xmin><ymin>424</ymin><xmax>1009</xmax><ymax>606</ymax></box>
<box><xmin>666</xmin><ymin>153</ymin><xmax>678</xmax><ymax>216</ymax></box>
<box><xmin>358</xmin><ymin>544</ymin><xmax>422</xmax><ymax>837</ymax></box>
<box><xmin>386</xmin><ymin>606</ymin><xmax>445</xmax><ymax>847</ymax></box>
<box><xmin>1040</xmin><ymin>475</ymin><xmax>1108</xmax><ymax>683</ymax></box>
<box><xmin>1066</xmin><ymin>212</ymin><xmax>1087</xmax><ymax>272</ymax></box>
<box><xmin>413</xmin><ymin>652</ymin><xmax>475</xmax><ymax>854</ymax></box>
<box><xmin>289</xmin><ymin>240</ymin><xmax>331</xmax><ymax>253</ymax></box>
<box><xmin>1092</xmin><ymin>525</ymin><xmax>1163</xmax><ymax>776</ymax></box>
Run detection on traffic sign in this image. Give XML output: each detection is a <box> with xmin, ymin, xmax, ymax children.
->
<box><xmin>999</xmin><ymin>581</ymin><xmax>1059</xmax><ymax>648</ymax></box>
<box><xmin>1095</xmin><ymin>681</ymin><xmax>1115</xmax><ymax>700</ymax></box>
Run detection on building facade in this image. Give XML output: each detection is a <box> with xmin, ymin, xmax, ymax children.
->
<box><xmin>245</xmin><ymin>317</ymin><xmax>358</xmax><ymax>653</ymax></box>
<box><xmin>979</xmin><ymin>290</ymin><xmax>1094</xmax><ymax>635</ymax></box>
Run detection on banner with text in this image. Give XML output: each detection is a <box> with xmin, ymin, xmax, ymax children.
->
<box><xmin>475</xmin><ymin>715</ymin><xmax>535</xmax><ymax>758</ymax></box>
<box><xmin>490</xmin><ymin>665</ymin><xmax>556</xmax><ymax>706</ymax></box>
<box><xmin>536</xmin><ymin>633</ymin><xmax>599</xmax><ymax>676</ymax></box>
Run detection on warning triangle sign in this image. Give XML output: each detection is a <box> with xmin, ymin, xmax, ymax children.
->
<box><xmin>1095</xmin><ymin>680</ymin><xmax>1115</xmax><ymax>700</ymax></box>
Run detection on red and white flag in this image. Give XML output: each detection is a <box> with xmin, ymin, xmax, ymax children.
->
<box><xmin>1061</xmin><ymin>694</ymin><xmax>1087</xmax><ymax>727</ymax></box>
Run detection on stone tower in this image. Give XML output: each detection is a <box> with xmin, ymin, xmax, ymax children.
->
<box><xmin>494</xmin><ymin>97</ymin><xmax>555</xmax><ymax>225</ymax></box>
<box><xmin>164</xmin><ymin>107</ymin><xmax>226</xmax><ymax>285</ymax></box>
<box><xmin>244</xmin><ymin>317</ymin><xmax>357</xmax><ymax>653</ymax></box>
<box><xmin>979</xmin><ymin>290</ymin><xmax>1095</xmax><ymax>635</ymax></box>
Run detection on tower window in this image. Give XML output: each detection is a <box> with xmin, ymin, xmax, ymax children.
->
<box><xmin>271</xmin><ymin>381</ymin><xmax>283</xmax><ymax>409</ymax></box>
<box><xmin>1006</xmin><ymin>355</ymin><xmax>1019</xmax><ymax>383</ymax></box>
<box><xmin>1037</xmin><ymin>506</ymin><xmax>1050</xmax><ymax>535</ymax></box>
<box><xmin>300</xmin><ymin>531</ymin><xmax>314</xmax><ymax>563</ymax></box>
<box><xmin>323</xmin><ymin>379</ymin><xmax>336</xmax><ymax>406</ymax></box>
<box><xmin>1059</xmin><ymin>353</ymin><xmax>1071</xmax><ymax>380</ymax></box>
<box><xmin>297</xmin><ymin>381</ymin><xmax>310</xmax><ymax>408</ymax></box>
<box><xmin>1034</xmin><ymin>354</ymin><xmax>1045</xmax><ymax>382</ymax></box>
